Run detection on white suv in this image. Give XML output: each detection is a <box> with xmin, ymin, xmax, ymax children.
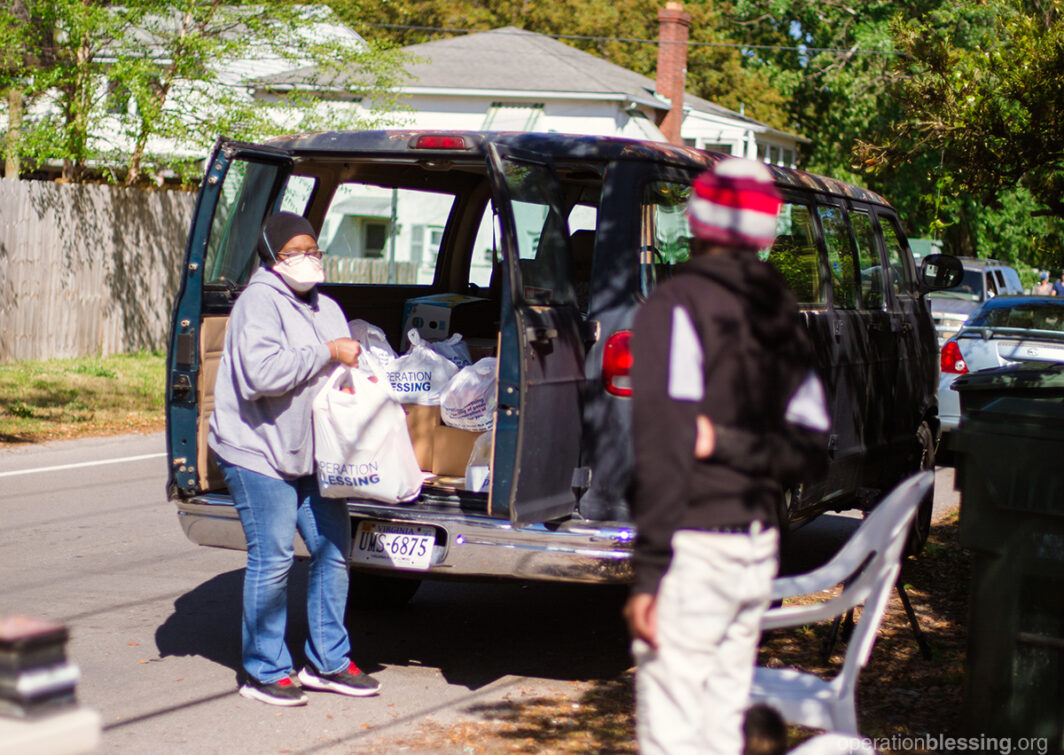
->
<box><xmin>928</xmin><ymin>258</ymin><xmax>1024</xmax><ymax>344</ymax></box>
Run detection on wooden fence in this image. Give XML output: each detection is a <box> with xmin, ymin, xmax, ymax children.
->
<box><xmin>0</xmin><ymin>178</ymin><xmax>422</xmax><ymax>363</ymax></box>
<box><xmin>0</xmin><ymin>178</ymin><xmax>195</xmax><ymax>363</ymax></box>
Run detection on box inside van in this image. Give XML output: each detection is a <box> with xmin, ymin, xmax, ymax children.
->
<box><xmin>166</xmin><ymin>131</ymin><xmax>961</xmax><ymax>593</ymax></box>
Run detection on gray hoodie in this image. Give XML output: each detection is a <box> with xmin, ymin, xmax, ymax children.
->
<box><xmin>208</xmin><ymin>266</ymin><xmax>349</xmax><ymax>479</ymax></box>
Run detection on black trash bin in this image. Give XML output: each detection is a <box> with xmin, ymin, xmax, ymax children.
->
<box><xmin>950</xmin><ymin>362</ymin><xmax>1064</xmax><ymax>754</ymax></box>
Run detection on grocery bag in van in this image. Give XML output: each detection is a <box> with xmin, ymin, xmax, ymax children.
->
<box><xmin>386</xmin><ymin>330</ymin><xmax>459</xmax><ymax>405</ymax></box>
<box><xmin>440</xmin><ymin>358</ymin><xmax>497</xmax><ymax>432</ymax></box>
<box><xmin>313</xmin><ymin>356</ymin><xmax>424</xmax><ymax>503</ymax></box>
<box><xmin>347</xmin><ymin>318</ymin><xmax>398</xmax><ymax>369</ymax></box>
<box><xmin>428</xmin><ymin>333</ymin><xmax>473</xmax><ymax>368</ymax></box>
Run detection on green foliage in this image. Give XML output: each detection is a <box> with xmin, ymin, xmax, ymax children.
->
<box><xmin>858</xmin><ymin>0</ymin><xmax>1064</xmax><ymax>259</ymax></box>
<box><xmin>0</xmin><ymin>1</ymin><xmax>410</xmax><ymax>185</ymax></box>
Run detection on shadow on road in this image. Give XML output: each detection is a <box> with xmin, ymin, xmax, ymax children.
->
<box><xmin>154</xmin><ymin>569</ymin><xmax>243</xmax><ymax>678</ymax></box>
<box><xmin>154</xmin><ymin>563</ymin><xmax>633</xmax><ymax>691</ymax></box>
<box><xmin>350</xmin><ymin>579</ymin><xmax>632</xmax><ymax>690</ymax></box>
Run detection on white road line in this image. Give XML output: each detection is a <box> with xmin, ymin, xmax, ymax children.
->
<box><xmin>0</xmin><ymin>452</ymin><xmax>167</xmax><ymax>479</ymax></box>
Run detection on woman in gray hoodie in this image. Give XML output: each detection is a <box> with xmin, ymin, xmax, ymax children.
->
<box><xmin>209</xmin><ymin>212</ymin><xmax>380</xmax><ymax>707</ymax></box>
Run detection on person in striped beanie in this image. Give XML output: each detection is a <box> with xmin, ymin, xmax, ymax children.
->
<box><xmin>624</xmin><ymin>158</ymin><xmax>830</xmax><ymax>754</ymax></box>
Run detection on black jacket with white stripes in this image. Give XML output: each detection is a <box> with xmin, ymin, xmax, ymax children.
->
<box><xmin>630</xmin><ymin>250</ymin><xmax>830</xmax><ymax>596</ymax></box>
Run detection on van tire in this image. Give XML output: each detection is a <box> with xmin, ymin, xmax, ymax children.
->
<box><xmin>905</xmin><ymin>421</ymin><xmax>936</xmax><ymax>557</ymax></box>
<box><xmin>348</xmin><ymin>571</ymin><xmax>421</xmax><ymax>609</ymax></box>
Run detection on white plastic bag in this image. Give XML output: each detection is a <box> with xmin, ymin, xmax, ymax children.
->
<box><xmin>347</xmin><ymin>318</ymin><xmax>397</xmax><ymax>370</ymax></box>
<box><xmin>465</xmin><ymin>430</ymin><xmax>492</xmax><ymax>493</ymax></box>
<box><xmin>429</xmin><ymin>333</ymin><xmax>473</xmax><ymax>368</ymax></box>
<box><xmin>387</xmin><ymin>329</ymin><xmax>459</xmax><ymax>405</ymax></box>
<box><xmin>313</xmin><ymin>359</ymin><xmax>424</xmax><ymax>503</ymax></box>
<box><xmin>440</xmin><ymin>357</ymin><xmax>497</xmax><ymax>432</ymax></box>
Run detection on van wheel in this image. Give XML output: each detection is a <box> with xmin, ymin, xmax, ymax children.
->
<box><xmin>348</xmin><ymin>571</ymin><xmax>421</xmax><ymax>610</ymax></box>
<box><xmin>905</xmin><ymin>421</ymin><xmax>936</xmax><ymax>557</ymax></box>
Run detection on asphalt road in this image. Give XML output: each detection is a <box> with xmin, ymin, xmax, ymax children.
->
<box><xmin>0</xmin><ymin>433</ymin><xmax>961</xmax><ymax>754</ymax></box>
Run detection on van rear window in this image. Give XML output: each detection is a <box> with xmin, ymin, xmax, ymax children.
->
<box><xmin>319</xmin><ymin>183</ymin><xmax>456</xmax><ymax>286</ymax></box>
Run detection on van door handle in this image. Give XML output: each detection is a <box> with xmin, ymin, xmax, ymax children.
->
<box><xmin>526</xmin><ymin>326</ymin><xmax>558</xmax><ymax>344</ymax></box>
<box><xmin>171</xmin><ymin>373</ymin><xmax>192</xmax><ymax>402</ymax></box>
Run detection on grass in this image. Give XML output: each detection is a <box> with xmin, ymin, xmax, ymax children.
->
<box><xmin>0</xmin><ymin>351</ymin><xmax>167</xmax><ymax>445</ymax></box>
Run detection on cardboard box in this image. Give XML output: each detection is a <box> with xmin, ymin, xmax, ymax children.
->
<box><xmin>432</xmin><ymin>425</ymin><xmax>486</xmax><ymax>478</ymax></box>
<box><xmin>404</xmin><ymin>404</ymin><xmax>442</xmax><ymax>472</ymax></box>
<box><xmin>400</xmin><ymin>294</ymin><xmax>489</xmax><ymax>348</ymax></box>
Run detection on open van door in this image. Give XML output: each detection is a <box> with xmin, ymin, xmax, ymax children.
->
<box><xmin>484</xmin><ymin>143</ymin><xmax>585</xmax><ymax>525</ymax></box>
<box><xmin>166</xmin><ymin>139</ymin><xmax>294</xmax><ymax>497</ymax></box>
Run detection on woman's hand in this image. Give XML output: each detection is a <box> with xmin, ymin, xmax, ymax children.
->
<box><xmin>328</xmin><ymin>338</ymin><xmax>361</xmax><ymax>367</ymax></box>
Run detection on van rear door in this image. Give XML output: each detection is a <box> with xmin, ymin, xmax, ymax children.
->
<box><xmin>484</xmin><ymin>143</ymin><xmax>585</xmax><ymax>525</ymax></box>
<box><xmin>167</xmin><ymin>139</ymin><xmax>294</xmax><ymax>496</ymax></box>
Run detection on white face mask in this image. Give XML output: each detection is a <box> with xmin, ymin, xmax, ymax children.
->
<box><xmin>274</xmin><ymin>255</ymin><xmax>325</xmax><ymax>293</ymax></box>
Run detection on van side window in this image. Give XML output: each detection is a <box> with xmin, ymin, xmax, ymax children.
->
<box><xmin>639</xmin><ymin>181</ymin><xmax>692</xmax><ymax>294</ymax></box>
<box><xmin>765</xmin><ymin>203</ymin><xmax>823</xmax><ymax>305</ymax></box>
<box><xmin>851</xmin><ymin>211</ymin><xmax>883</xmax><ymax>310</ymax></box>
<box><xmin>280</xmin><ymin>175</ymin><xmax>316</xmax><ymax>216</ymax></box>
<box><xmin>879</xmin><ymin>217</ymin><xmax>915</xmax><ymax>296</ymax></box>
<box><xmin>319</xmin><ymin>183</ymin><xmax>456</xmax><ymax>286</ymax></box>
<box><xmin>818</xmin><ymin>206</ymin><xmax>858</xmax><ymax>308</ymax></box>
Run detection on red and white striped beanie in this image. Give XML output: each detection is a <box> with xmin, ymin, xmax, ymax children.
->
<box><xmin>687</xmin><ymin>158</ymin><xmax>782</xmax><ymax>250</ymax></box>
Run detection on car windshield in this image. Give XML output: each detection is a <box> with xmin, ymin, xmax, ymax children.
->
<box><xmin>967</xmin><ymin>300</ymin><xmax>1064</xmax><ymax>334</ymax></box>
<box><xmin>930</xmin><ymin>269</ymin><xmax>984</xmax><ymax>301</ymax></box>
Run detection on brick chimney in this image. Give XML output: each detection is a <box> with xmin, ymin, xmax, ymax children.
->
<box><xmin>655</xmin><ymin>2</ymin><xmax>692</xmax><ymax>145</ymax></box>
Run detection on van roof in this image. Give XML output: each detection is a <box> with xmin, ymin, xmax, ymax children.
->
<box><xmin>262</xmin><ymin>129</ymin><xmax>893</xmax><ymax>209</ymax></box>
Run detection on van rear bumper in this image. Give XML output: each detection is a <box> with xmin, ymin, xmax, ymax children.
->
<box><xmin>174</xmin><ymin>494</ymin><xmax>634</xmax><ymax>584</ymax></box>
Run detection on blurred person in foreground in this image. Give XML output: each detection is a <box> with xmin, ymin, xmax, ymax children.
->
<box><xmin>209</xmin><ymin>212</ymin><xmax>380</xmax><ymax>707</ymax></box>
<box><xmin>624</xmin><ymin>158</ymin><xmax>831</xmax><ymax>754</ymax></box>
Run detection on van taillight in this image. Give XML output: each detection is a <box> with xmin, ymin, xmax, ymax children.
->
<box><xmin>940</xmin><ymin>341</ymin><xmax>968</xmax><ymax>375</ymax></box>
<box><xmin>603</xmin><ymin>330</ymin><xmax>634</xmax><ymax>397</ymax></box>
<box><xmin>411</xmin><ymin>134</ymin><xmax>470</xmax><ymax>150</ymax></box>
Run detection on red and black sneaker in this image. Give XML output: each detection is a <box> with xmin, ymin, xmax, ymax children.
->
<box><xmin>239</xmin><ymin>675</ymin><xmax>308</xmax><ymax>707</ymax></box>
<box><xmin>298</xmin><ymin>661</ymin><xmax>381</xmax><ymax>697</ymax></box>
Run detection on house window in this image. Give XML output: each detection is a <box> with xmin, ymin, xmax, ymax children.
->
<box><xmin>783</xmin><ymin>149</ymin><xmax>795</xmax><ymax>167</ymax></box>
<box><xmin>364</xmin><ymin>222</ymin><xmax>387</xmax><ymax>258</ymax></box>
<box><xmin>769</xmin><ymin>146</ymin><xmax>781</xmax><ymax>165</ymax></box>
<box><xmin>702</xmin><ymin>142</ymin><xmax>733</xmax><ymax>156</ymax></box>
<box><xmin>482</xmin><ymin>102</ymin><xmax>544</xmax><ymax>131</ymax></box>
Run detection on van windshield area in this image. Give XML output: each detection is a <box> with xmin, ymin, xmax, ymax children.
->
<box><xmin>929</xmin><ymin>269</ymin><xmax>984</xmax><ymax>302</ymax></box>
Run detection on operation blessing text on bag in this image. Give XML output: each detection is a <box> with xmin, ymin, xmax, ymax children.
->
<box><xmin>313</xmin><ymin>356</ymin><xmax>425</xmax><ymax>503</ymax></box>
<box><xmin>386</xmin><ymin>330</ymin><xmax>459</xmax><ymax>404</ymax></box>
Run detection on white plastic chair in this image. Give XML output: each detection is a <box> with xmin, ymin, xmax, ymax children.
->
<box><xmin>750</xmin><ymin>471</ymin><xmax>935</xmax><ymax>735</ymax></box>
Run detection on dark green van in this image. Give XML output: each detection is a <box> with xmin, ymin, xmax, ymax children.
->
<box><xmin>166</xmin><ymin>131</ymin><xmax>961</xmax><ymax>600</ymax></box>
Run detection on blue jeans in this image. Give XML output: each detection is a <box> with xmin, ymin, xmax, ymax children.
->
<box><xmin>218</xmin><ymin>459</ymin><xmax>352</xmax><ymax>684</ymax></box>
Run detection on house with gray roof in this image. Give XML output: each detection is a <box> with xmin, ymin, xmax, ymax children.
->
<box><xmin>256</xmin><ymin>25</ymin><xmax>806</xmax><ymax>166</ymax></box>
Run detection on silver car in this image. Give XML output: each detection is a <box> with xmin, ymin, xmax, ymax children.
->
<box><xmin>938</xmin><ymin>296</ymin><xmax>1064</xmax><ymax>433</ymax></box>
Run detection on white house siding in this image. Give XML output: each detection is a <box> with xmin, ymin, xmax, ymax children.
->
<box><xmin>390</xmin><ymin>93</ymin><xmax>665</xmax><ymax>141</ymax></box>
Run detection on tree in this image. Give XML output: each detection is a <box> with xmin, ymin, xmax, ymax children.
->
<box><xmin>856</xmin><ymin>0</ymin><xmax>1064</xmax><ymax>259</ymax></box>
<box><xmin>1</xmin><ymin>1</ymin><xmax>410</xmax><ymax>185</ymax></box>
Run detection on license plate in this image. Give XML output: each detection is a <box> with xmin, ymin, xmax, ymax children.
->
<box><xmin>352</xmin><ymin>522</ymin><xmax>435</xmax><ymax>570</ymax></box>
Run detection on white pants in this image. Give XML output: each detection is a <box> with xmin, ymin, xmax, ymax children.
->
<box><xmin>633</xmin><ymin>524</ymin><xmax>778</xmax><ymax>755</ymax></box>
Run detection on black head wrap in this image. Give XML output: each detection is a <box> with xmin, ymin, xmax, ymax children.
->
<box><xmin>256</xmin><ymin>212</ymin><xmax>317</xmax><ymax>265</ymax></box>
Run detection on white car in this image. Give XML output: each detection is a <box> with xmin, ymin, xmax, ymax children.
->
<box><xmin>938</xmin><ymin>295</ymin><xmax>1064</xmax><ymax>433</ymax></box>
